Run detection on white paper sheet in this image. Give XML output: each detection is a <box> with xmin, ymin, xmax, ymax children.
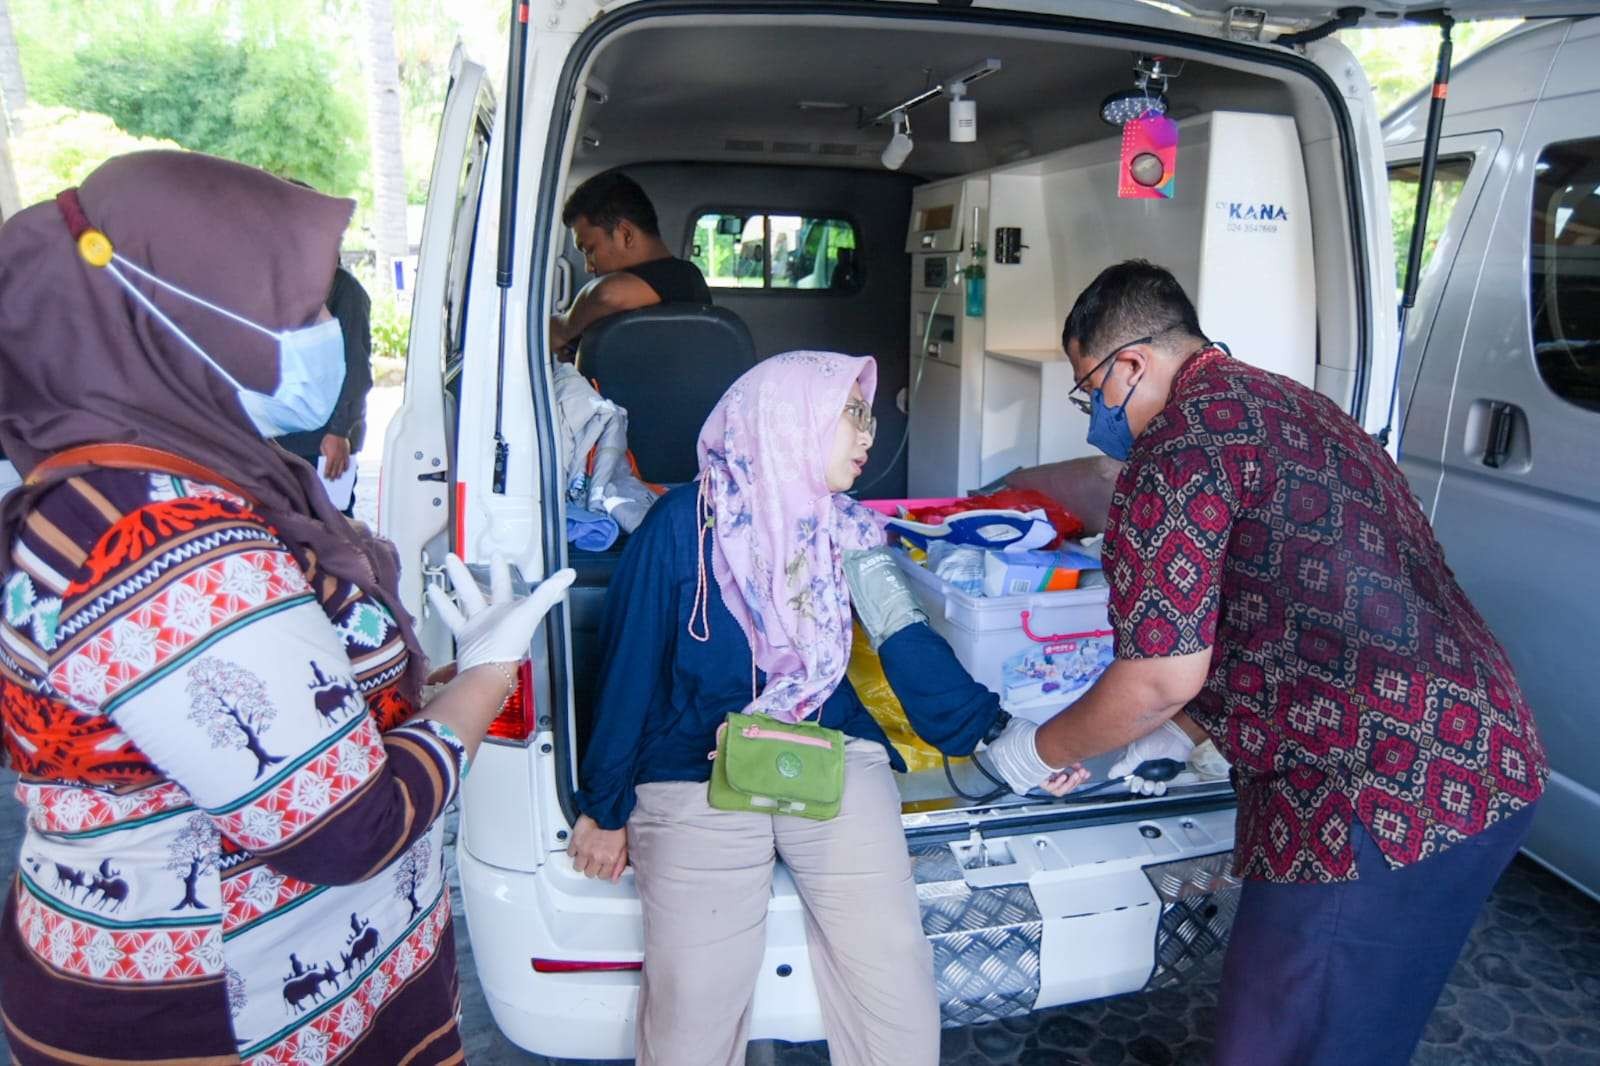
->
<box><xmin>318</xmin><ymin>454</ymin><xmax>357</xmax><ymax>513</ymax></box>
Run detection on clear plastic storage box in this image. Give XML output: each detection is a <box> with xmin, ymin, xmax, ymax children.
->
<box><xmin>890</xmin><ymin>549</ymin><xmax>1114</xmax><ymax>724</ymax></box>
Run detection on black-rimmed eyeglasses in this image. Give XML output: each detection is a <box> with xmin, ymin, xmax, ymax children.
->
<box><xmin>1067</xmin><ymin>335</ymin><xmax>1152</xmax><ymax>415</ymax></box>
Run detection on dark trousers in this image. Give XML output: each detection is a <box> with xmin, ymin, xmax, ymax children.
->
<box><xmin>1213</xmin><ymin>802</ymin><xmax>1536</xmax><ymax>1066</ymax></box>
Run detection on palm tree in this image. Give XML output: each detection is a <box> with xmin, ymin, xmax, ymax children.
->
<box><xmin>0</xmin><ymin>0</ymin><xmax>24</xmax><ymax>220</ymax></box>
<box><xmin>0</xmin><ymin>0</ymin><xmax>24</xmax><ymax>123</ymax></box>
<box><xmin>0</xmin><ymin>133</ymin><xmax>18</xmax><ymax>222</ymax></box>
<box><xmin>361</xmin><ymin>0</ymin><xmax>408</xmax><ymax>296</ymax></box>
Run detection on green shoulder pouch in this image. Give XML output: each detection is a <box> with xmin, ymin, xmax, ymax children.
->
<box><xmin>708</xmin><ymin>712</ymin><xmax>845</xmax><ymax>821</ymax></box>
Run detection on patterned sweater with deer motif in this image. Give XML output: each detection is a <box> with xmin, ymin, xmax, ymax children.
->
<box><xmin>0</xmin><ymin>469</ymin><xmax>468</xmax><ymax>1066</ymax></box>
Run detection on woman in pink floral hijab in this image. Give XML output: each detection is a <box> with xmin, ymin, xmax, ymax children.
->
<box><xmin>694</xmin><ymin>351</ymin><xmax>887</xmax><ymax>723</ymax></box>
<box><xmin>567</xmin><ymin>351</ymin><xmax>1021</xmax><ymax>1065</ymax></box>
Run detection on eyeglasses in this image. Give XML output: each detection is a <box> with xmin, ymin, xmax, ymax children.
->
<box><xmin>1067</xmin><ymin>334</ymin><xmax>1153</xmax><ymax>415</ymax></box>
<box><xmin>843</xmin><ymin>398</ymin><xmax>877</xmax><ymax>440</ymax></box>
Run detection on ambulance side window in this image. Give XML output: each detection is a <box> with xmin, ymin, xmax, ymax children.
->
<box><xmin>1387</xmin><ymin>156</ymin><xmax>1473</xmax><ymax>294</ymax></box>
<box><xmin>442</xmin><ymin>109</ymin><xmax>493</xmax><ymax>428</ymax></box>
<box><xmin>1529</xmin><ymin>136</ymin><xmax>1600</xmax><ymax>413</ymax></box>
<box><xmin>686</xmin><ymin>212</ymin><xmax>860</xmax><ymax>293</ymax></box>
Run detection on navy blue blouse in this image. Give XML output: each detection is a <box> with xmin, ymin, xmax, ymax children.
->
<box><xmin>575</xmin><ymin>484</ymin><xmax>1004</xmax><ymax>830</ymax></box>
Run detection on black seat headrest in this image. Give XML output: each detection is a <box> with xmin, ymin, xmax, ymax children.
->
<box><xmin>576</xmin><ymin>305</ymin><xmax>757</xmax><ymax>484</ymax></box>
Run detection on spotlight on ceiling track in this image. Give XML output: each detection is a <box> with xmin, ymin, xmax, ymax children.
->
<box><xmin>1100</xmin><ymin>54</ymin><xmax>1183</xmax><ymax>126</ymax></box>
<box><xmin>947</xmin><ymin>82</ymin><xmax>977</xmax><ymax>143</ymax></box>
<box><xmin>863</xmin><ymin>57</ymin><xmax>1001</xmax><ymax>153</ymax></box>
<box><xmin>881</xmin><ymin>110</ymin><xmax>913</xmax><ymax>170</ymax></box>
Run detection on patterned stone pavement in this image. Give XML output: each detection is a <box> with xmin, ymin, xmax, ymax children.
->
<box><xmin>448</xmin><ymin>813</ymin><xmax>1600</xmax><ymax>1066</ymax></box>
<box><xmin>0</xmin><ymin>776</ymin><xmax>1596</xmax><ymax>1064</ymax></box>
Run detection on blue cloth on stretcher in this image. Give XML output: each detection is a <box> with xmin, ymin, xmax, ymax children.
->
<box><xmin>566</xmin><ymin>506</ymin><xmax>620</xmax><ymax>552</ymax></box>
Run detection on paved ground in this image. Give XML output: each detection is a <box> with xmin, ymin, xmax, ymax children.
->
<box><xmin>3</xmin><ymin>784</ymin><xmax>1596</xmax><ymax>1064</ymax></box>
<box><xmin>447</xmin><ymin>821</ymin><xmax>1600</xmax><ymax>1066</ymax></box>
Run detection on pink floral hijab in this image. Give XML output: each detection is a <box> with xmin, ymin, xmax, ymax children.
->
<box><xmin>694</xmin><ymin>352</ymin><xmax>886</xmax><ymax>723</ymax></box>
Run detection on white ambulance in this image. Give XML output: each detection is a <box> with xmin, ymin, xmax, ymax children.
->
<box><xmin>377</xmin><ymin>1</ymin><xmax>1567</xmax><ymax>1057</ymax></box>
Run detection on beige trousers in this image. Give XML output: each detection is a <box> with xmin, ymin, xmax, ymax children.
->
<box><xmin>627</xmin><ymin>740</ymin><xmax>940</xmax><ymax>1066</ymax></box>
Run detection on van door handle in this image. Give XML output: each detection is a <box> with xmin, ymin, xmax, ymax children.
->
<box><xmin>1482</xmin><ymin>401</ymin><xmax>1517</xmax><ymax>469</ymax></box>
<box><xmin>554</xmin><ymin>258</ymin><xmax>574</xmax><ymax>311</ymax></box>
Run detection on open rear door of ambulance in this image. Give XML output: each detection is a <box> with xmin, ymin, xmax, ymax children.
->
<box><xmin>379</xmin><ymin>45</ymin><xmax>495</xmax><ymax>665</ymax></box>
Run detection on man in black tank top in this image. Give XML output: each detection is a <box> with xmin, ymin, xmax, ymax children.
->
<box><xmin>549</xmin><ymin>171</ymin><xmax>712</xmax><ymax>360</ymax></box>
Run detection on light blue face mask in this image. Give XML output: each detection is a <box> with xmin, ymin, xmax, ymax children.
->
<box><xmin>100</xmin><ymin>254</ymin><xmax>346</xmax><ymax>438</ymax></box>
<box><xmin>235</xmin><ymin>318</ymin><xmax>346</xmax><ymax>437</ymax></box>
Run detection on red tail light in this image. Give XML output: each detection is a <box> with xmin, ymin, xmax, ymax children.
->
<box><xmin>532</xmin><ymin>958</ymin><xmax>642</xmax><ymax>974</ymax></box>
<box><xmin>486</xmin><ymin>660</ymin><xmax>538</xmax><ymax>742</ymax></box>
<box><xmin>454</xmin><ymin>482</ymin><xmax>468</xmax><ymax>555</ymax></box>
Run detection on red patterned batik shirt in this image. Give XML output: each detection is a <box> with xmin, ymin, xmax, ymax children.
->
<box><xmin>1103</xmin><ymin>350</ymin><xmax>1547</xmax><ymax>883</ymax></box>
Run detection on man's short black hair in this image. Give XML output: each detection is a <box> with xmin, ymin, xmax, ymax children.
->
<box><xmin>1062</xmin><ymin>259</ymin><xmax>1206</xmax><ymax>358</ymax></box>
<box><xmin>561</xmin><ymin>171</ymin><xmax>661</xmax><ymax>237</ymax></box>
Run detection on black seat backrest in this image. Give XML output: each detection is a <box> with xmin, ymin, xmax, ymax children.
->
<box><xmin>576</xmin><ymin>305</ymin><xmax>757</xmax><ymax>484</ymax></box>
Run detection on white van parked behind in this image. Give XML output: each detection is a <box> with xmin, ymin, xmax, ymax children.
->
<box><xmin>375</xmin><ymin>2</ymin><xmax>1553</xmax><ymax>1058</ymax></box>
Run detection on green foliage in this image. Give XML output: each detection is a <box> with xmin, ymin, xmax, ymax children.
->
<box><xmin>9</xmin><ymin>106</ymin><xmax>180</xmax><ymax>206</ymax></box>
<box><xmin>42</xmin><ymin>20</ymin><xmax>366</xmax><ymax>196</ymax></box>
<box><xmin>1341</xmin><ymin>21</ymin><xmax>1516</xmax><ymax>294</ymax></box>
<box><xmin>369</xmin><ymin>286</ymin><xmax>412</xmax><ymax>362</ymax></box>
<box><xmin>1388</xmin><ymin>162</ymin><xmax>1468</xmax><ymax>292</ymax></box>
<box><xmin>1341</xmin><ymin>21</ymin><xmax>1519</xmax><ymax>119</ymax></box>
<box><xmin>226</xmin><ymin>38</ymin><xmax>368</xmax><ymax>195</ymax></box>
<box><xmin>10</xmin><ymin>0</ymin><xmax>511</xmax><ymax>224</ymax></box>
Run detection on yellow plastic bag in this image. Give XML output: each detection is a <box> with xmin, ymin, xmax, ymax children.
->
<box><xmin>847</xmin><ymin>624</ymin><xmax>964</xmax><ymax>773</ymax></box>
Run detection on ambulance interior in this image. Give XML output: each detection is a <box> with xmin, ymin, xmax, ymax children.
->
<box><xmin>552</xmin><ymin>15</ymin><xmax>1361</xmax><ymax>813</ymax></box>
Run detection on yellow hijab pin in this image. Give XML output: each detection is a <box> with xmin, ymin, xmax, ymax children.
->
<box><xmin>55</xmin><ymin>188</ymin><xmax>114</xmax><ymax>268</ymax></box>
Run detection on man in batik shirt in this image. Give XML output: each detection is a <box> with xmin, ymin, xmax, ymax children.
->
<box><xmin>989</xmin><ymin>260</ymin><xmax>1546</xmax><ymax>1066</ymax></box>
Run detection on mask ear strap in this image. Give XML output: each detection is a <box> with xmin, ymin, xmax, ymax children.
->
<box><xmin>1107</xmin><ymin>351</ymin><xmax>1144</xmax><ymax>409</ymax></box>
<box><xmin>57</xmin><ymin>186</ymin><xmax>279</xmax><ymax>341</ymax></box>
<box><xmin>110</xmin><ymin>254</ymin><xmax>279</xmax><ymax>340</ymax></box>
<box><xmin>55</xmin><ymin>186</ymin><xmax>253</xmax><ymax>392</ymax></box>
<box><xmin>101</xmin><ymin>262</ymin><xmax>251</xmax><ymax>392</ymax></box>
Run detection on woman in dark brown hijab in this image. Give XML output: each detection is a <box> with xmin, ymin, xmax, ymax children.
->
<box><xmin>0</xmin><ymin>151</ymin><xmax>570</xmax><ymax>1064</ymax></box>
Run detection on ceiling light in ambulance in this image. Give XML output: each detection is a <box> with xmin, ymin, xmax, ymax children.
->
<box><xmin>947</xmin><ymin>82</ymin><xmax>977</xmax><ymax>143</ymax></box>
<box><xmin>1101</xmin><ymin>88</ymin><xmax>1168</xmax><ymax>126</ymax></box>
<box><xmin>881</xmin><ymin>110</ymin><xmax>913</xmax><ymax>171</ymax></box>
<box><xmin>1101</xmin><ymin>54</ymin><xmax>1183</xmax><ymax>126</ymax></box>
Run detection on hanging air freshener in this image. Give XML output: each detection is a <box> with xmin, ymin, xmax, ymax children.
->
<box><xmin>1118</xmin><ymin>112</ymin><xmax>1179</xmax><ymax>200</ymax></box>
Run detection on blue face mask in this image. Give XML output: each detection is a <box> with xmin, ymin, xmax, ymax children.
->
<box><xmin>100</xmin><ymin>254</ymin><xmax>346</xmax><ymax>438</ymax></box>
<box><xmin>1086</xmin><ymin>378</ymin><xmax>1139</xmax><ymax>461</ymax></box>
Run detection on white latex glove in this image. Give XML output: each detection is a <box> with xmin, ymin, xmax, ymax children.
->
<box><xmin>982</xmin><ymin>718</ymin><xmax>1066</xmax><ymax>796</ymax></box>
<box><xmin>426</xmin><ymin>553</ymin><xmax>576</xmax><ymax>671</ymax></box>
<box><xmin>1190</xmin><ymin>738</ymin><xmax>1232</xmax><ymax>781</ymax></box>
<box><xmin>1108</xmin><ymin>719</ymin><xmax>1197</xmax><ymax>797</ymax></box>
